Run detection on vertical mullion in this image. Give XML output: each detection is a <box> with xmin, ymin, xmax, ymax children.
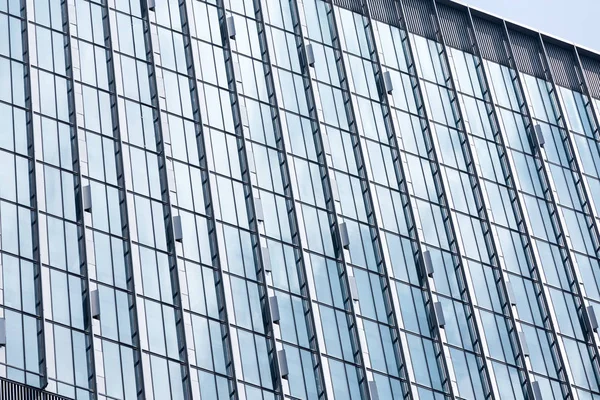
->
<box><xmin>214</xmin><ymin>1</ymin><xmax>284</xmax><ymax>396</ymax></box>
<box><xmin>287</xmin><ymin>0</ymin><xmax>371</xmax><ymax>398</ymax></box>
<box><xmin>251</xmin><ymin>0</ymin><xmax>330</xmax><ymax>396</ymax></box>
<box><xmin>397</xmin><ymin>0</ymin><xmax>494</xmax><ymax>396</ymax></box>
<box><xmin>355</xmin><ymin>0</ymin><xmax>444</xmax><ymax>397</ymax></box>
<box><xmin>356</xmin><ymin>4</ymin><xmax>416</xmax><ymax>397</ymax></box>
<box><xmin>466</xmin><ymin>8</ymin><xmax>572</xmax><ymax>400</ymax></box>
<box><xmin>502</xmin><ymin>20</ymin><xmax>578</xmax><ymax>399</ymax></box>
<box><xmin>176</xmin><ymin>0</ymin><xmax>242</xmax><ymax>396</ymax></box>
<box><xmin>574</xmin><ymin>46</ymin><xmax>600</xmax><ymax>260</ymax></box>
<box><xmin>21</xmin><ymin>0</ymin><xmax>47</xmax><ymax>389</ymax></box>
<box><xmin>429</xmin><ymin>2</ymin><xmax>534</xmax><ymax>399</ymax></box>
<box><xmin>537</xmin><ymin>34</ymin><xmax>600</xmax><ymax>388</ymax></box>
<box><xmin>575</xmin><ymin>47</ymin><xmax>600</xmax><ymax>146</ymax></box>
<box><xmin>381</xmin><ymin>2</ymin><xmax>460</xmax><ymax>397</ymax></box>
<box><xmin>103</xmin><ymin>0</ymin><xmax>147</xmax><ymax>397</ymax></box>
<box><xmin>141</xmin><ymin>3</ymin><xmax>194</xmax><ymax>398</ymax></box>
<box><xmin>574</xmin><ymin>46</ymin><xmax>600</xmax><ymax>388</ymax></box>
<box><xmin>317</xmin><ymin>2</ymin><xmax>402</xmax><ymax>398</ymax></box>
<box><xmin>329</xmin><ymin>3</ymin><xmax>413</xmax><ymax>398</ymax></box>
<box><xmin>62</xmin><ymin>0</ymin><xmax>99</xmax><ymax>396</ymax></box>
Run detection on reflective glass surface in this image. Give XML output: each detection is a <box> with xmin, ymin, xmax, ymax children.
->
<box><xmin>1</xmin><ymin>0</ymin><xmax>600</xmax><ymax>399</ymax></box>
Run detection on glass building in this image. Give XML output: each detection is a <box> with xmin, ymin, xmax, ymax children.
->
<box><xmin>3</xmin><ymin>0</ymin><xmax>600</xmax><ymax>398</ymax></box>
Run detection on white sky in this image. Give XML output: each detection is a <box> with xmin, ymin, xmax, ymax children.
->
<box><xmin>462</xmin><ymin>0</ymin><xmax>600</xmax><ymax>52</ymax></box>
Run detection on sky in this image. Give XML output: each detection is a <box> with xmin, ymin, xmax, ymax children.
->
<box><xmin>461</xmin><ymin>0</ymin><xmax>600</xmax><ymax>52</ymax></box>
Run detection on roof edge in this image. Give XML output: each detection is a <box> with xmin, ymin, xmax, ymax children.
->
<box><xmin>433</xmin><ymin>0</ymin><xmax>600</xmax><ymax>62</ymax></box>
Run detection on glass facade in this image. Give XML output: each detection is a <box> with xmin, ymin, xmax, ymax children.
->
<box><xmin>1</xmin><ymin>0</ymin><xmax>600</xmax><ymax>398</ymax></box>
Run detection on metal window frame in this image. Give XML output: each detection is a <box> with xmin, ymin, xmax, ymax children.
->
<box><xmin>467</xmin><ymin>6</ymin><xmax>577</xmax><ymax>398</ymax></box>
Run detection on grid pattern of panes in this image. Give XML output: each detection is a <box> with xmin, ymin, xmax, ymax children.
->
<box><xmin>3</xmin><ymin>0</ymin><xmax>600</xmax><ymax>398</ymax></box>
